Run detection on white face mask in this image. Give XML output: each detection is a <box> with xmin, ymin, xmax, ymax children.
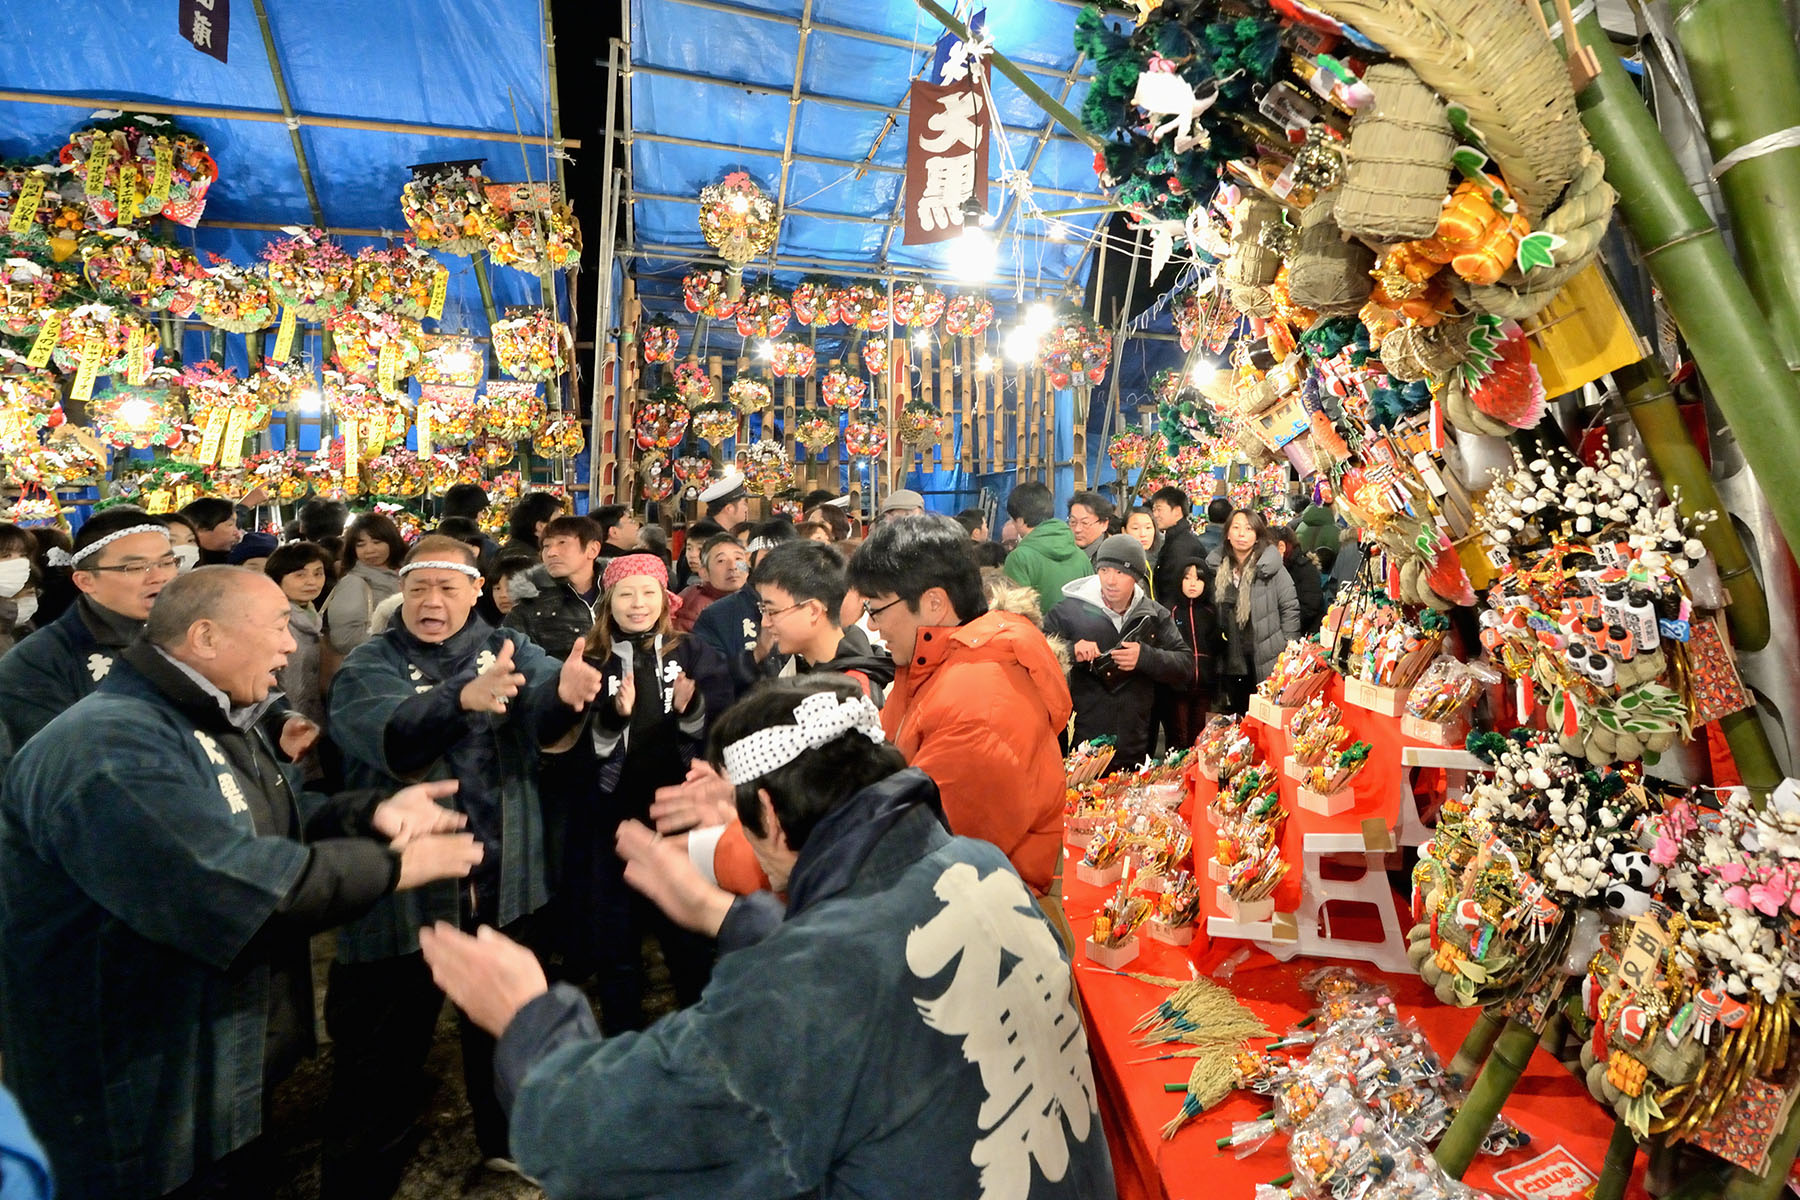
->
<box><xmin>172</xmin><ymin>544</ymin><xmax>202</xmax><ymax>573</ymax></box>
<box><xmin>10</xmin><ymin>594</ymin><xmax>37</xmax><ymax>627</ymax></box>
<box><xmin>0</xmin><ymin>558</ymin><xmax>28</xmax><ymax>597</ymax></box>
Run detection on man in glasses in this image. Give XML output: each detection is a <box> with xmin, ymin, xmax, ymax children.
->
<box><xmin>0</xmin><ymin>509</ymin><xmax>178</xmax><ymax>772</ymax></box>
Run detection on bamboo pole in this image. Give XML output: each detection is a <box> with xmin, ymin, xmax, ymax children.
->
<box><xmin>1435</xmin><ymin>1015</ymin><xmax>1558</xmax><ymax>1178</ymax></box>
<box><xmin>249</xmin><ymin>0</ymin><xmax>324</xmax><ymax>227</ymax></box>
<box><xmin>471</xmin><ymin>257</ymin><xmax>502</xmax><ymax>330</ymax></box>
<box><xmin>1559</xmin><ymin>8</ymin><xmax>1800</xmax><ymax>560</ymax></box>
<box><xmin>0</xmin><ymin>89</ymin><xmax>579</xmax><ymax>150</ymax></box>
<box><xmin>1671</xmin><ymin>0</ymin><xmax>1800</xmax><ymax>376</ymax></box>
<box><xmin>1445</xmin><ymin>1009</ymin><xmax>1506</xmax><ymax>1082</ymax></box>
<box><xmin>1592</xmin><ymin>1120</ymin><xmax>1639</xmax><ymax>1200</ymax></box>
<box><xmin>911</xmin><ymin>0</ymin><xmax>1106</xmax><ymax>153</ymax></box>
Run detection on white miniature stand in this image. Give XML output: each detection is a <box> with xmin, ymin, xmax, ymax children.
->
<box><xmin>1290</xmin><ymin>831</ymin><xmax>1414</xmax><ymax>974</ymax></box>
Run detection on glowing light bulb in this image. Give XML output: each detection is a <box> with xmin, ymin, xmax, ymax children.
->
<box><xmin>729</xmin><ymin>194</ymin><xmax>751</xmax><ymax>214</ymax></box>
<box><xmin>976</xmin><ymin>353</ymin><xmax>995</xmax><ymax>374</ymax></box>
<box><xmin>953</xmin><ymin>225</ymin><xmax>996</xmax><ymax>283</ymax></box>
<box><xmin>911</xmin><ymin>330</ymin><xmax>930</xmax><ymax>348</ymax></box>
<box><xmin>1189</xmin><ymin>362</ymin><xmax>1219</xmax><ymax>389</ymax></box>
<box><xmin>755</xmin><ymin>340</ymin><xmax>773</xmax><ymax>360</ymax></box>
<box><xmin>296</xmin><ymin>388</ymin><xmax>323</xmax><ymax>415</ymax></box>
<box><xmin>1024</xmin><ymin>303</ymin><xmax>1053</xmax><ymax>334</ymax></box>
<box><xmin>1004</xmin><ymin>326</ymin><xmax>1039</xmax><ymax>364</ymax></box>
<box><xmin>117</xmin><ymin>398</ymin><xmax>153</xmax><ymax>428</ymax></box>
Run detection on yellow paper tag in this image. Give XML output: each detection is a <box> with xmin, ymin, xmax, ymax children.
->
<box><xmin>25</xmin><ymin>311</ymin><xmax>61</xmax><ymax>367</ymax></box>
<box><xmin>428</xmin><ymin>266</ymin><xmax>449</xmax><ymax>320</ymax></box>
<box><xmin>221</xmin><ymin>408</ymin><xmax>251</xmax><ymax>468</ymax></box>
<box><xmin>0</xmin><ymin>408</ymin><xmax>24</xmax><ymax>447</ymax></box>
<box><xmin>116</xmin><ymin>164</ymin><xmax>141</xmax><ymax>224</ymax></box>
<box><xmin>272</xmin><ymin>306</ymin><xmax>297</xmax><ymax>360</ymax></box>
<box><xmin>149</xmin><ymin>142</ymin><xmax>174</xmax><ymax>209</ymax></box>
<box><xmin>377</xmin><ymin>341</ymin><xmax>400</xmax><ymax>395</ymax></box>
<box><xmin>84</xmin><ymin>140</ymin><xmax>110</xmax><ymax>197</ymax></box>
<box><xmin>416</xmin><ymin>400</ymin><xmax>433</xmax><ymax>459</ymax></box>
<box><xmin>124</xmin><ymin>324</ymin><xmax>147</xmax><ymax>384</ymax></box>
<box><xmin>198</xmin><ymin>409</ymin><xmax>227</xmax><ymax>465</ymax></box>
<box><xmin>70</xmin><ymin>332</ymin><xmax>106</xmax><ymax>402</ymax></box>
<box><xmin>8</xmin><ymin>172</ymin><xmax>45</xmax><ymax>235</ymax></box>
<box><xmin>173</xmin><ymin>482</ymin><xmax>198</xmax><ymax>511</ymax></box>
<box><xmin>342</xmin><ymin>420</ymin><xmax>359</xmax><ymax>476</ymax></box>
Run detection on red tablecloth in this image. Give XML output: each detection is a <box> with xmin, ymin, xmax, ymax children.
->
<box><xmin>1066</xmin><ymin>825</ymin><xmax>1649</xmax><ymax>1199</ymax></box>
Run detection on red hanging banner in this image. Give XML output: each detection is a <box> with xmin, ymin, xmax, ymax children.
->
<box><xmin>903</xmin><ymin>68</ymin><xmax>991</xmax><ymax>246</ymax></box>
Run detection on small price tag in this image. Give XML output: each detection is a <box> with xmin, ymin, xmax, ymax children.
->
<box><xmin>416</xmin><ymin>400</ymin><xmax>433</xmax><ymax>459</ymax></box>
<box><xmin>116</xmin><ymin>164</ymin><xmax>141</xmax><ymax>224</ymax></box>
<box><xmin>377</xmin><ymin>340</ymin><xmax>400</xmax><ymax>395</ymax></box>
<box><xmin>342</xmin><ymin>420</ymin><xmax>359</xmax><ymax>479</ymax></box>
<box><xmin>272</xmin><ymin>306</ymin><xmax>297</xmax><ymax>360</ymax></box>
<box><xmin>197</xmin><ymin>409</ymin><xmax>227</xmax><ymax>465</ymax></box>
<box><xmin>428</xmin><ymin>265</ymin><xmax>448</xmax><ymax>319</ymax></box>
<box><xmin>25</xmin><ymin>311</ymin><xmax>61</xmax><ymax>367</ymax></box>
<box><xmin>0</xmin><ymin>408</ymin><xmax>24</xmax><ymax>447</ymax></box>
<box><xmin>84</xmin><ymin>140</ymin><xmax>111</xmax><ymax>196</ymax></box>
<box><xmin>70</xmin><ymin>332</ymin><xmax>106</xmax><ymax>402</ymax></box>
<box><xmin>221</xmin><ymin>408</ymin><xmax>251</xmax><ymax>468</ymax></box>
<box><xmin>8</xmin><ymin>172</ymin><xmax>46</xmax><ymax>235</ymax></box>
<box><xmin>173</xmin><ymin>482</ymin><xmax>198</xmax><ymax>510</ymax></box>
<box><xmin>148</xmin><ymin>141</ymin><xmax>174</xmax><ymax>209</ymax></box>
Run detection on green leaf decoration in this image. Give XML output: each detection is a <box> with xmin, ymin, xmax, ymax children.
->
<box><xmin>1517</xmin><ymin>231</ymin><xmax>1564</xmax><ymax>273</ymax></box>
<box><xmin>1458</xmin><ymin>314</ymin><xmax>1507</xmax><ymax>386</ymax></box>
<box><xmin>1446</xmin><ymin>105</ymin><xmax>1488</xmax><ymax>154</ymax></box>
<box><xmin>1450</xmin><ymin>146</ymin><xmax>1490</xmax><ymax>178</ymax></box>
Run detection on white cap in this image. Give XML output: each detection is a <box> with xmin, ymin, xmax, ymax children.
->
<box><xmin>699</xmin><ymin>471</ymin><xmax>748</xmax><ymax>504</ymax></box>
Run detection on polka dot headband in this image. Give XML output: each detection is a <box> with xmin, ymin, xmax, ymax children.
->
<box><xmin>721</xmin><ymin>691</ymin><xmax>885</xmax><ymax>787</ymax></box>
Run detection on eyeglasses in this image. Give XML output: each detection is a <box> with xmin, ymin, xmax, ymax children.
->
<box><xmin>82</xmin><ymin>555</ymin><xmax>181</xmax><ymax>577</ymax></box>
<box><xmin>862</xmin><ymin>596</ymin><xmax>906</xmax><ymax>619</ymax></box>
<box><xmin>756</xmin><ymin>600</ymin><xmax>810</xmax><ymax>619</ymax></box>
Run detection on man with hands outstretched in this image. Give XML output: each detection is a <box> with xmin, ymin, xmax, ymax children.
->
<box><xmin>0</xmin><ymin>567</ymin><xmax>491</xmax><ymax>1200</ymax></box>
<box><xmin>322</xmin><ymin>535</ymin><xmax>603</xmax><ymax>1197</ymax></box>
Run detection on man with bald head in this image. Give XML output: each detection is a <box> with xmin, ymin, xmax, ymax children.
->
<box><xmin>0</xmin><ymin>566</ymin><xmax>486</xmax><ymax>1200</ymax></box>
<box><xmin>324</xmin><ymin>535</ymin><xmax>605</xmax><ymax>1195</ymax></box>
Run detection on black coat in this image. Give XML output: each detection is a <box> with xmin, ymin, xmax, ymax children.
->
<box><xmin>1287</xmin><ymin>552</ymin><xmax>1325</xmax><ymax>635</ymax></box>
<box><xmin>1153</xmin><ymin>520</ymin><xmax>1206</xmax><ymax>606</ymax></box>
<box><xmin>1165</xmin><ymin>592</ymin><xmax>1218</xmax><ymax>704</ymax></box>
<box><xmin>1042</xmin><ymin>579</ymin><xmax>1189</xmax><ymax>770</ymax></box>
<box><xmin>503</xmin><ymin>566</ymin><xmax>600</xmax><ymax>661</ymax></box>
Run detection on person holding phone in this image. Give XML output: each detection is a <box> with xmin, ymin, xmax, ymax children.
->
<box><xmin>1042</xmin><ymin>534</ymin><xmax>1189</xmax><ymax>771</ymax></box>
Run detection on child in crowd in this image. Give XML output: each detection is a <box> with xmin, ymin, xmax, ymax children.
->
<box><xmin>750</xmin><ymin>540</ymin><xmax>894</xmax><ymax>702</ymax></box>
<box><xmin>1161</xmin><ymin>553</ymin><xmax>1217</xmax><ymax>751</ymax></box>
<box><xmin>573</xmin><ymin>554</ymin><xmax>733</xmax><ymax>1034</ymax></box>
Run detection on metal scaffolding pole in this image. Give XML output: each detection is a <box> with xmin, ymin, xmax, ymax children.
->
<box><xmin>767</xmin><ymin>0</ymin><xmax>816</xmax><ymax>264</ymax></box>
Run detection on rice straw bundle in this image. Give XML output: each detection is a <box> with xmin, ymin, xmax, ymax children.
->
<box><xmin>1335</xmin><ymin>64</ymin><xmax>1458</xmax><ymax>241</ymax></box>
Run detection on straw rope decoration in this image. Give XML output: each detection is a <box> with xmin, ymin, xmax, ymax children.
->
<box><xmin>1118</xmin><ymin>975</ymin><xmax>1273</xmax><ymax>1139</ymax></box>
<box><xmin>1306</xmin><ymin>0</ymin><xmax>1584</xmax><ymax>221</ymax></box>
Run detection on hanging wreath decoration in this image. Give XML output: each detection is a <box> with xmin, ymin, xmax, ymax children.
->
<box><xmin>832</xmin><ymin>282</ymin><xmax>888</xmax><ymax>331</ymax></box>
<box><xmin>1109</xmin><ymin>431</ymin><xmax>1152</xmax><ymax>471</ymax></box>
<box><xmin>478</xmin><ymin>381</ymin><xmax>548</xmax><ymax>442</ymax></box>
<box><xmin>727</xmin><ymin>376</ymin><xmax>772</xmax><ymax>414</ymax></box>
<box><xmin>1037</xmin><ymin>309</ymin><xmax>1113</xmax><ymax>388</ymax></box>
<box><xmin>633</xmin><ymin>386</ymin><xmax>691</xmax><ymax>451</ymax></box>
<box><xmin>690</xmin><ymin>400</ymin><xmax>740</xmax><ymax>445</ymax></box>
<box><xmin>192</xmin><ymin>255</ymin><xmax>277</xmax><ymax>334</ymax></box>
<box><xmin>681</xmin><ymin>268</ymin><xmax>739</xmax><ymax>320</ymax></box>
<box><xmin>424</xmin><ymin>449</ymin><xmax>482</xmax><ymax>495</ymax></box>
<box><xmin>0</xmin><ymin>358</ymin><xmax>62</xmax><ymax>443</ymax></box>
<box><xmin>770</xmin><ymin>338</ymin><xmax>816</xmax><ymax>378</ymax></box>
<box><xmin>860</xmin><ymin>337</ymin><xmax>890</xmax><ymax>377</ymax></box>
<box><xmin>0</xmin><ymin>166</ymin><xmax>66</xmax><ymax>238</ymax></box>
<box><xmin>943</xmin><ymin>294</ymin><xmax>994</xmax><ymax>338</ymax></box>
<box><xmin>472</xmin><ymin>435</ymin><xmax>516</xmax><ymax>470</ymax></box>
<box><xmin>485</xmin><ymin>194</ymin><xmax>583</xmax><ymax>272</ymax></box>
<box><xmin>58</xmin><ymin>117</ymin><xmax>219</xmax><ymax>227</ymax></box>
<box><xmin>9</xmin><ymin>429</ymin><xmax>106</xmax><ymax>489</ymax></box>
<box><xmin>246</xmin><ymin>448</ymin><xmax>310</xmax><ymax>502</ymax></box>
<box><xmin>81</xmin><ymin>233</ymin><xmax>205</xmax><ymax>315</ymax></box>
<box><xmin>638</xmin><ymin>451</ymin><xmax>678</xmax><ymax>502</ymax></box>
<box><xmin>0</xmin><ymin>255</ymin><xmax>62</xmax><ymax>338</ymax></box>
<box><xmin>642</xmin><ymin>316</ymin><xmax>680</xmax><ymax>364</ymax></box>
<box><xmin>793</xmin><ymin>411</ymin><xmax>838</xmax><ymax>456</ymax></box>
<box><xmin>420</xmin><ymin>384</ymin><xmax>481</xmax><ymax>444</ymax></box>
<box><xmin>261</xmin><ymin>228</ymin><xmax>354</xmax><ymax>320</ymax></box>
<box><xmin>890</xmin><ymin>283</ymin><xmax>946</xmax><ymax>329</ymax></box>
<box><xmin>364</xmin><ymin>449</ymin><xmax>429</xmax><ymax>498</ymax></box>
<box><xmin>400</xmin><ymin>162</ymin><xmax>506</xmax><ymax>256</ymax></box>
<box><xmin>491</xmin><ymin>310</ymin><xmax>569</xmax><ymax>382</ymax></box>
<box><xmin>697</xmin><ymin>171</ymin><xmax>778</xmax><ymax>269</ymax></box>
<box><xmin>844</xmin><ymin>414</ymin><xmax>889</xmax><ymax>460</ymax></box>
<box><xmin>897</xmin><ymin>401</ymin><xmax>950</xmax><ymax>446</ymax></box>
<box><xmin>734</xmin><ymin>286</ymin><xmax>791</xmax><ymax>339</ymax></box>
<box><xmin>532</xmin><ymin>416</ymin><xmax>585</xmax><ymax>459</ymax></box>
<box><xmin>352</xmin><ymin>243</ymin><xmax>447</xmax><ymax>319</ymax></box>
<box><xmin>743</xmin><ymin>439</ymin><xmax>794</xmax><ymax>496</ymax></box>
<box><xmin>50</xmin><ymin>304</ymin><xmax>159</xmax><ymax>381</ymax></box>
<box><xmin>328</xmin><ymin>307</ymin><xmax>425</xmax><ymax>389</ymax></box>
<box><xmin>671</xmin><ymin>361</ymin><xmax>715</xmax><ymax>406</ymax></box>
<box><xmin>789</xmin><ymin>277</ymin><xmax>837</xmax><ymax>328</ymax></box>
<box><xmin>671</xmin><ymin>454</ymin><xmax>714</xmax><ymax>498</ymax></box>
<box><xmin>88</xmin><ymin>373</ymin><xmax>185</xmax><ymax>451</ymax></box>
<box><xmin>819</xmin><ymin>366</ymin><xmax>866</xmax><ymax>409</ymax></box>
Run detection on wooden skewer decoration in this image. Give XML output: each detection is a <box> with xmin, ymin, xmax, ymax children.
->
<box><xmin>1552</xmin><ymin>0</ymin><xmax>1602</xmax><ymax>90</ymax></box>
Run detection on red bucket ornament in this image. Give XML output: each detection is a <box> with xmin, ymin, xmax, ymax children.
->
<box><xmin>860</xmin><ymin>337</ymin><xmax>889</xmax><ymax>377</ymax></box>
<box><xmin>1037</xmin><ymin>309</ymin><xmax>1112</xmax><ymax>388</ymax></box>
<box><xmin>634</xmin><ymin>387</ymin><xmax>691</xmax><ymax>451</ymax></box>
<box><xmin>770</xmin><ymin>338</ymin><xmax>815</xmax><ymax>379</ymax></box>
<box><xmin>819</xmin><ymin>366</ymin><xmax>866</xmax><ymax>409</ymax></box>
<box><xmin>890</xmin><ymin>283</ymin><xmax>945</xmax><ymax>329</ymax></box>
<box><xmin>642</xmin><ymin>316</ymin><xmax>679</xmax><ymax>364</ymax></box>
<box><xmin>734</xmin><ymin>287</ymin><xmax>791</xmax><ymax>339</ymax></box>
<box><xmin>788</xmin><ymin>277</ymin><xmax>837</xmax><ymax>328</ymax></box>
<box><xmin>672</xmin><ymin>454</ymin><xmax>713</xmax><ymax>499</ymax></box>
<box><xmin>943</xmin><ymin>294</ymin><xmax>994</xmax><ymax>338</ymax></box>
<box><xmin>681</xmin><ymin>269</ymin><xmax>738</xmax><ymax>321</ymax></box>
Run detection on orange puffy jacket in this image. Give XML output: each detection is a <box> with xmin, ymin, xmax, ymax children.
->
<box><xmin>713</xmin><ymin>610</ymin><xmax>1072</xmax><ymax>895</ymax></box>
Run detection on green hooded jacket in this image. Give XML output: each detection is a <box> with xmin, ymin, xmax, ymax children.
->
<box><xmin>1003</xmin><ymin>519</ymin><xmax>1094</xmax><ymax>614</ymax></box>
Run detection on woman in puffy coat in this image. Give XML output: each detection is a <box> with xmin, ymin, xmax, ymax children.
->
<box><xmin>1208</xmin><ymin>509</ymin><xmax>1299</xmax><ymax>714</ymax></box>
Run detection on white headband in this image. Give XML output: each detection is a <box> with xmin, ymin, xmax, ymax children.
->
<box><xmin>398</xmin><ymin>559</ymin><xmax>482</xmax><ymax>579</ymax></box>
<box><xmin>721</xmin><ymin>691</ymin><xmax>885</xmax><ymax>786</ymax></box>
<box><xmin>47</xmin><ymin>523</ymin><xmax>170</xmax><ymax>568</ymax></box>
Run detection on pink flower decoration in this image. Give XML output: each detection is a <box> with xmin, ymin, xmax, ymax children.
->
<box><xmin>1650</xmin><ymin>836</ymin><xmax>1681</xmax><ymax>867</ymax></box>
<box><xmin>1724</xmin><ymin>885</ymin><xmax>1752</xmax><ymax>910</ymax></box>
<box><xmin>1716</xmin><ymin>862</ymin><xmax>1747</xmax><ymax>884</ymax></box>
<box><xmin>1749</xmin><ymin>883</ymin><xmax>1786</xmax><ymax>917</ymax></box>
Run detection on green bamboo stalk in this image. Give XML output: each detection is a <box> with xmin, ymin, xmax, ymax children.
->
<box><xmin>1435</xmin><ymin>1016</ymin><xmax>1553</xmax><ymax>1178</ymax></box>
<box><xmin>911</xmin><ymin>0</ymin><xmax>1105</xmax><ymax>152</ymax></box>
<box><xmin>1446</xmin><ymin>1009</ymin><xmax>1506</xmax><ymax>1083</ymax></box>
<box><xmin>1613</xmin><ymin>357</ymin><xmax>1769</xmax><ymax>651</ymax></box>
<box><xmin>1559</xmin><ymin>8</ymin><xmax>1800</xmax><ymax>563</ymax></box>
<box><xmin>471</xmin><ymin>255</ymin><xmax>502</xmax><ymax>331</ymax></box>
<box><xmin>1592</xmin><ymin>1120</ymin><xmax>1639</xmax><ymax>1200</ymax></box>
<box><xmin>1671</xmin><ymin>0</ymin><xmax>1800</xmax><ymax>376</ymax></box>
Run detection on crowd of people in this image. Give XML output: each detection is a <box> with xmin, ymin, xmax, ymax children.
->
<box><xmin>0</xmin><ymin>472</ymin><xmax>1341</xmax><ymax>1200</ymax></box>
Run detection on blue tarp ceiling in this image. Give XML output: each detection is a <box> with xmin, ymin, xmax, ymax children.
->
<box><xmin>626</xmin><ymin>0</ymin><xmax>1112</xmax><ymax>321</ymax></box>
<box><xmin>0</xmin><ymin>0</ymin><xmax>565</xmax><ymax>336</ymax></box>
